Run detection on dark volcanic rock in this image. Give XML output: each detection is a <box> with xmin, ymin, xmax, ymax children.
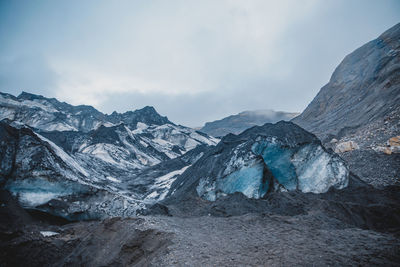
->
<box><xmin>0</xmin><ymin>217</ymin><xmax>171</xmax><ymax>267</ymax></box>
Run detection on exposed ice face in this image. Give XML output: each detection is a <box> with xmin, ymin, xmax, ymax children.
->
<box><xmin>292</xmin><ymin>144</ymin><xmax>349</xmax><ymax>193</ymax></box>
<box><xmin>196</xmin><ymin>136</ymin><xmax>349</xmax><ymax>201</ymax></box>
<box><xmin>217</xmin><ymin>159</ymin><xmax>268</xmax><ymax>199</ymax></box>
<box><xmin>252</xmin><ymin>138</ymin><xmax>349</xmax><ymax>194</ymax></box>
<box><xmin>196</xmin><ymin>147</ymin><xmax>271</xmax><ymax>201</ymax></box>
<box><xmin>196</xmin><ymin>177</ymin><xmax>217</xmax><ymax>201</ymax></box>
<box><xmin>5</xmin><ymin>178</ymin><xmax>87</xmax><ymax>207</ymax></box>
<box><xmin>252</xmin><ymin>139</ymin><xmax>297</xmax><ymax>191</ymax></box>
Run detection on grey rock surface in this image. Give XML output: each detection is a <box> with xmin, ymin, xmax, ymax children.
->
<box><xmin>293</xmin><ymin>23</ymin><xmax>400</xmax><ymax>186</ymax></box>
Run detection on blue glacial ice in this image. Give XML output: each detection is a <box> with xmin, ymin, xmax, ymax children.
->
<box><xmin>196</xmin><ymin>137</ymin><xmax>349</xmax><ymax>201</ymax></box>
<box><xmin>251</xmin><ymin>139</ymin><xmax>297</xmax><ymax>191</ymax></box>
<box><xmin>5</xmin><ymin>178</ymin><xmax>87</xmax><ymax>207</ymax></box>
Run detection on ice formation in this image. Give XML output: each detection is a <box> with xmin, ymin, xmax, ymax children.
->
<box><xmin>195</xmin><ymin>128</ymin><xmax>349</xmax><ymax>201</ymax></box>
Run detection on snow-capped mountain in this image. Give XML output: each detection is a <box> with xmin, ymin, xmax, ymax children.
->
<box><xmin>0</xmin><ymin>92</ymin><xmax>175</xmax><ymax>132</ymax></box>
<box><xmin>0</xmin><ymin>92</ymin><xmax>218</xmax><ymax>219</ymax></box>
<box><xmin>0</xmin><ymin>92</ymin><xmax>218</xmax><ymax>165</ymax></box>
<box><xmin>0</xmin><ymin>91</ymin><xmax>351</xmax><ymax>221</ymax></box>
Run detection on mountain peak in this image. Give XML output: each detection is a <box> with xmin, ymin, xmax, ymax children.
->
<box><xmin>17</xmin><ymin>91</ymin><xmax>46</xmax><ymax>100</ymax></box>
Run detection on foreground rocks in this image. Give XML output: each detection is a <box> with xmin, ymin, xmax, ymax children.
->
<box><xmin>334</xmin><ymin>140</ymin><xmax>359</xmax><ymax>153</ymax></box>
<box><xmin>1</xmin><ymin>182</ymin><xmax>400</xmax><ymax>266</ymax></box>
<box><xmin>0</xmin><ymin>190</ymin><xmax>172</xmax><ymax>267</ymax></box>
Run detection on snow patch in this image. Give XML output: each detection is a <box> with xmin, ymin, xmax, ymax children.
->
<box><xmin>146</xmin><ymin>165</ymin><xmax>190</xmax><ymax>201</ymax></box>
<box><xmin>106</xmin><ymin>176</ymin><xmax>121</xmax><ymax>183</ymax></box>
<box><xmin>19</xmin><ymin>191</ymin><xmax>60</xmax><ymax>206</ymax></box>
<box><xmin>40</xmin><ymin>231</ymin><xmax>59</xmax><ymax>237</ymax></box>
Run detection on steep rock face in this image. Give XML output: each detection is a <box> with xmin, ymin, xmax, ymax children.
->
<box><xmin>200</xmin><ymin>109</ymin><xmax>298</xmax><ymax>137</ymax></box>
<box><xmin>292</xmin><ymin>23</ymin><xmax>400</xmax><ymax>143</ymax></box>
<box><xmin>167</xmin><ymin>121</ymin><xmax>349</xmax><ymax>202</ymax></box>
<box><xmin>292</xmin><ymin>23</ymin><xmax>400</xmax><ymax>186</ymax></box>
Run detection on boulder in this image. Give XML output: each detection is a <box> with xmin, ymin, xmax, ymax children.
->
<box><xmin>334</xmin><ymin>141</ymin><xmax>359</xmax><ymax>153</ymax></box>
<box><xmin>373</xmin><ymin>146</ymin><xmax>392</xmax><ymax>155</ymax></box>
<box><xmin>388</xmin><ymin>136</ymin><xmax>400</xmax><ymax>147</ymax></box>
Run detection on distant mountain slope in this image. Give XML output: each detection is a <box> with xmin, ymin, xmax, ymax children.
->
<box><xmin>292</xmin><ymin>23</ymin><xmax>400</xmax><ymax>186</ymax></box>
<box><xmin>0</xmin><ymin>91</ymin><xmax>171</xmax><ymax>132</ymax></box>
<box><xmin>200</xmin><ymin>110</ymin><xmax>298</xmax><ymax>137</ymax></box>
<box><xmin>0</xmin><ymin>92</ymin><xmax>218</xmax><ymax>164</ymax></box>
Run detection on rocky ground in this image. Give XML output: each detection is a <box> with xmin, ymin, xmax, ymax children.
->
<box><xmin>2</xmin><ymin>180</ymin><xmax>400</xmax><ymax>266</ymax></box>
<box><xmin>145</xmin><ymin>214</ymin><xmax>400</xmax><ymax>266</ymax></box>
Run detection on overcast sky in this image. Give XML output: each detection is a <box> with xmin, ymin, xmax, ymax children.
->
<box><xmin>0</xmin><ymin>0</ymin><xmax>399</xmax><ymax>126</ymax></box>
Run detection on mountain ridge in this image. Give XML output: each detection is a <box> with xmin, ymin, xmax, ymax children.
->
<box><xmin>0</xmin><ymin>91</ymin><xmax>173</xmax><ymax>132</ymax></box>
<box><xmin>200</xmin><ymin>109</ymin><xmax>299</xmax><ymax>137</ymax></box>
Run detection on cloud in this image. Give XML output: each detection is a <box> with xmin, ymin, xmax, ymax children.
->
<box><xmin>0</xmin><ymin>54</ymin><xmax>58</xmax><ymax>97</ymax></box>
<box><xmin>0</xmin><ymin>0</ymin><xmax>399</xmax><ymax>126</ymax></box>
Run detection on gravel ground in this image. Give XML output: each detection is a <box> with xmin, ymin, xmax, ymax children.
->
<box><xmin>1</xmin><ymin>187</ymin><xmax>400</xmax><ymax>266</ymax></box>
<box><xmin>142</xmin><ymin>214</ymin><xmax>400</xmax><ymax>266</ymax></box>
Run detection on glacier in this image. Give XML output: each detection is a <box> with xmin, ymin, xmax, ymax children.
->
<box><xmin>195</xmin><ymin>138</ymin><xmax>349</xmax><ymax>201</ymax></box>
<box><xmin>169</xmin><ymin>121</ymin><xmax>350</xmax><ymax>202</ymax></box>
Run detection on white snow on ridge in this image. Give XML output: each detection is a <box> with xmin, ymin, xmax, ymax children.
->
<box><xmin>145</xmin><ymin>165</ymin><xmax>190</xmax><ymax>202</ymax></box>
<box><xmin>81</xmin><ymin>143</ymin><xmax>142</xmax><ymax>169</ymax></box>
<box><xmin>46</xmin><ymin>123</ymin><xmax>77</xmax><ymax>132</ymax></box>
<box><xmin>107</xmin><ymin>176</ymin><xmax>121</xmax><ymax>183</ymax></box>
<box><xmin>153</xmin><ymin>165</ymin><xmax>190</xmax><ymax>188</ymax></box>
<box><xmin>0</xmin><ymin>95</ymin><xmax>58</xmax><ymax>113</ymax></box>
<box><xmin>35</xmin><ymin>133</ymin><xmax>89</xmax><ymax>177</ymax></box>
<box><xmin>40</xmin><ymin>231</ymin><xmax>59</xmax><ymax>237</ymax></box>
<box><xmin>19</xmin><ymin>192</ymin><xmax>60</xmax><ymax>206</ymax></box>
<box><xmin>132</xmin><ymin>122</ymin><xmax>148</xmax><ymax>134</ymax></box>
